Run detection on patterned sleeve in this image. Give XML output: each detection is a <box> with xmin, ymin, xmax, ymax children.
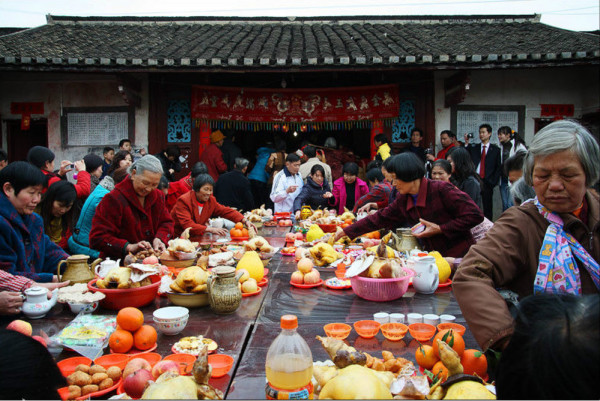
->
<box><xmin>0</xmin><ymin>268</ymin><xmax>33</xmax><ymax>292</ymax></box>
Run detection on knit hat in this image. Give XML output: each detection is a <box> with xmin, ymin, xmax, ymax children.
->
<box><xmin>83</xmin><ymin>154</ymin><xmax>103</xmax><ymax>173</ymax></box>
<box><xmin>27</xmin><ymin>146</ymin><xmax>55</xmax><ymax>168</ymax></box>
<box><xmin>210</xmin><ymin>130</ymin><xmax>225</xmax><ymax>143</ymax></box>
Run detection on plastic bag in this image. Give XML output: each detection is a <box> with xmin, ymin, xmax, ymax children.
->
<box><xmin>56</xmin><ymin>313</ymin><xmax>117</xmax><ymax>360</ymax></box>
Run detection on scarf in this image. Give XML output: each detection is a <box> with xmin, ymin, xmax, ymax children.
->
<box><xmin>532</xmin><ymin>197</ymin><xmax>600</xmax><ymax>295</ymax></box>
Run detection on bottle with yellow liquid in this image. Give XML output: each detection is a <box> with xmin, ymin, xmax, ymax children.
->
<box><xmin>265</xmin><ymin>315</ymin><xmax>314</xmax><ymax>399</ymax></box>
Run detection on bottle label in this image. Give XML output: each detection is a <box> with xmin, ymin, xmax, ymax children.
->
<box><xmin>265</xmin><ymin>382</ymin><xmax>313</xmax><ymax>400</ymax></box>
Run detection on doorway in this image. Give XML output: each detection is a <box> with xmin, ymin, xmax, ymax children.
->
<box><xmin>5</xmin><ymin>119</ymin><xmax>48</xmax><ymax>162</ymax></box>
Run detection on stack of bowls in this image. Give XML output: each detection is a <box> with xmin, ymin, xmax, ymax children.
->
<box><xmin>153</xmin><ymin>306</ymin><xmax>189</xmax><ymax>335</ymax></box>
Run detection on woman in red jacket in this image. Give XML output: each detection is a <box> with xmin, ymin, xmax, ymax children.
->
<box><xmin>90</xmin><ymin>155</ymin><xmax>174</xmax><ymax>259</ymax></box>
<box><xmin>171</xmin><ymin>174</ymin><xmax>254</xmax><ymax>242</ymax></box>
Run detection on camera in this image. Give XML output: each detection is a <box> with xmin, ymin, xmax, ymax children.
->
<box><xmin>466</xmin><ymin>132</ymin><xmax>474</xmax><ymax>139</ymax></box>
<box><xmin>425</xmin><ymin>147</ymin><xmax>433</xmax><ymax>155</ymax></box>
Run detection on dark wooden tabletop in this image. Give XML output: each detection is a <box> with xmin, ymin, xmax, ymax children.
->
<box><xmin>12</xmin><ymin>226</ymin><xmax>477</xmax><ymax>399</ymax></box>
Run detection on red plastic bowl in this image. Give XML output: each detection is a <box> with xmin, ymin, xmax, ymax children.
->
<box><xmin>437</xmin><ymin>322</ymin><xmax>466</xmax><ymax>337</ymax></box>
<box><xmin>353</xmin><ymin>320</ymin><xmax>381</xmax><ymax>339</ymax></box>
<box><xmin>317</xmin><ymin>223</ymin><xmax>337</xmax><ymax>233</ymax></box>
<box><xmin>94</xmin><ymin>353</ymin><xmax>130</xmax><ymax>370</ymax></box>
<box><xmin>57</xmin><ymin>356</ymin><xmax>92</xmax><ymax>376</ymax></box>
<box><xmin>208</xmin><ymin>354</ymin><xmax>234</xmax><ymax>378</ymax></box>
<box><xmin>164</xmin><ymin>353</ymin><xmax>197</xmax><ymax>375</ymax></box>
<box><xmin>408</xmin><ymin>323</ymin><xmax>437</xmax><ymax>342</ymax></box>
<box><xmin>350</xmin><ymin>268</ymin><xmax>414</xmax><ymax>302</ymax></box>
<box><xmin>380</xmin><ymin>322</ymin><xmax>409</xmax><ymax>341</ymax></box>
<box><xmin>87</xmin><ymin>275</ymin><xmax>160</xmax><ymax>310</ymax></box>
<box><xmin>323</xmin><ymin>323</ymin><xmax>352</xmax><ymax>339</ymax></box>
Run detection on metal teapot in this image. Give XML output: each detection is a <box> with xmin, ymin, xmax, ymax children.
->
<box><xmin>206</xmin><ymin>266</ymin><xmax>244</xmax><ymax>314</ymax></box>
<box><xmin>396</xmin><ymin>228</ymin><xmax>420</xmax><ymax>255</ymax></box>
<box><xmin>57</xmin><ymin>254</ymin><xmax>101</xmax><ymax>285</ymax></box>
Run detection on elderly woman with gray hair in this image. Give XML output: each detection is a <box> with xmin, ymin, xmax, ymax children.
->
<box><xmin>454</xmin><ymin>120</ymin><xmax>600</xmax><ymax>354</ymax></box>
<box><xmin>90</xmin><ymin>155</ymin><xmax>174</xmax><ymax>259</ymax></box>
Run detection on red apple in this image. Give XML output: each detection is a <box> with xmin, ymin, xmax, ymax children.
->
<box><xmin>32</xmin><ymin>335</ymin><xmax>47</xmax><ymax>347</ymax></box>
<box><xmin>143</xmin><ymin>255</ymin><xmax>159</xmax><ymax>264</ymax></box>
<box><xmin>291</xmin><ymin>271</ymin><xmax>304</xmax><ymax>284</ymax></box>
<box><xmin>123</xmin><ymin>368</ymin><xmax>153</xmax><ymax>398</ymax></box>
<box><xmin>7</xmin><ymin>319</ymin><xmax>32</xmax><ymax>336</ymax></box>
<box><xmin>151</xmin><ymin>360</ymin><xmax>180</xmax><ymax>379</ymax></box>
<box><xmin>123</xmin><ymin>358</ymin><xmax>152</xmax><ymax>379</ymax></box>
<box><xmin>303</xmin><ymin>269</ymin><xmax>321</xmax><ymax>284</ymax></box>
<box><xmin>295</xmin><ymin>232</ymin><xmax>304</xmax><ymax>240</ymax></box>
<box><xmin>285</xmin><ymin>233</ymin><xmax>296</xmax><ymax>243</ymax></box>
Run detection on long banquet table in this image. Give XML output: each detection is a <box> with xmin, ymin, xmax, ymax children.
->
<box><xmin>8</xmin><ymin>225</ymin><xmax>478</xmax><ymax>399</ymax></box>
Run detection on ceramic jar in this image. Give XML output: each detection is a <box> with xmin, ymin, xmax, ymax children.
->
<box><xmin>207</xmin><ymin>266</ymin><xmax>244</xmax><ymax>314</ymax></box>
<box><xmin>411</xmin><ymin>256</ymin><xmax>439</xmax><ymax>294</ymax></box>
<box><xmin>57</xmin><ymin>254</ymin><xmax>102</xmax><ymax>285</ymax></box>
<box><xmin>396</xmin><ymin>228</ymin><xmax>420</xmax><ymax>255</ymax></box>
<box><xmin>22</xmin><ymin>286</ymin><xmax>58</xmax><ymax>319</ymax></box>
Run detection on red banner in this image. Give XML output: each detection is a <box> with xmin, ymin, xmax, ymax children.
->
<box><xmin>191</xmin><ymin>84</ymin><xmax>399</xmax><ymax>123</ymax></box>
<box><xmin>540</xmin><ymin>104</ymin><xmax>574</xmax><ymax>117</ymax></box>
<box><xmin>10</xmin><ymin>102</ymin><xmax>44</xmax><ymax>115</ymax></box>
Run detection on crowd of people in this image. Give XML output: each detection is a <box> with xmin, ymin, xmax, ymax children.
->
<box><xmin>0</xmin><ymin>120</ymin><xmax>598</xmax><ymax>398</ymax></box>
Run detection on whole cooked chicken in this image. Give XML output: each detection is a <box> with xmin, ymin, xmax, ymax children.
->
<box><xmin>168</xmin><ymin>227</ymin><xmax>199</xmax><ymax>253</ymax></box>
<box><xmin>96</xmin><ymin>267</ymin><xmax>132</xmax><ymax>289</ymax></box>
<box><xmin>170</xmin><ymin>266</ymin><xmax>209</xmax><ymax>293</ymax></box>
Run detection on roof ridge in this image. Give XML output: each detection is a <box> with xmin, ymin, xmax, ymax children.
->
<box><xmin>46</xmin><ymin>14</ymin><xmax>541</xmax><ymax>25</ymax></box>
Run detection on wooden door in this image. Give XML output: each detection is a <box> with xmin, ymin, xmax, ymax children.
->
<box><xmin>6</xmin><ymin>119</ymin><xmax>48</xmax><ymax>162</ymax></box>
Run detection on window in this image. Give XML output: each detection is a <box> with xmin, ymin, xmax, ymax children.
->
<box><xmin>61</xmin><ymin>106</ymin><xmax>135</xmax><ymax>147</ymax></box>
<box><xmin>451</xmin><ymin>105</ymin><xmax>525</xmax><ymax>144</ymax></box>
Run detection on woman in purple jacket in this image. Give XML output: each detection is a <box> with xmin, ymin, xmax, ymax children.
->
<box><xmin>334</xmin><ymin>153</ymin><xmax>483</xmax><ymax>257</ymax></box>
<box><xmin>331</xmin><ymin>162</ymin><xmax>369</xmax><ymax>215</ymax></box>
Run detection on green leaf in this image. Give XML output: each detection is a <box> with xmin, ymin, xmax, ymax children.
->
<box><xmin>419</xmin><ymin>345</ymin><xmax>426</xmax><ymax>357</ymax></box>
<box><xmin>474</xmin><ymin>351</ymin><xmax>483</xmax><ymax>358</ymax></box>
<box><xmin>441</xmin><ymin>330</ymin><xmax>450</xmax><ymax>342</ymax></box>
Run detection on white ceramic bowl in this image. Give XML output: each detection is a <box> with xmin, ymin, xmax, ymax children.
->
<box><xmin>67</xmin><ymin>301</ymin><xmax>99</xmax><ymax>314</ymax></box>
<box><xmin>153</xmin><ymin>315</ymin><xmax>188</xmax><ymax>335</ymax></box>
<box><xmin>153</xmin><ymin>306</ymin><xmax>189</xmax><ymax>322</ymax></box>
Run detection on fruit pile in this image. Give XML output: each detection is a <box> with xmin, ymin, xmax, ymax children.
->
<box><xmin>414</xmin><ymin>329</ymin><xmax>487</xmax><ymax>382</ymax></box>
<box><xmin>121</xmin><ymin>357</ymin><xmax>180</xmax><ymax>398</ymax></box>
<box><xmin>230</xmin><ymin>222</ymin><xmax>249</xmax><ymax>239</ymax></box>
<box><xmin>291</xmin><ymin>257</ymin><xmax>321</xmax><ymax>285</ymax></box>
<box><xmin>65</xmin><ymin>364</ymin><xmax>122</xmax><ymax>398</ymax></box>
<box><xmin>108</xmin><ymin>307</ymin><xmax>157</xmax><ymax>353</ymax></box>
<box><xmin>237</xmin><ymin>268</ymin><xmax>259</xmax><ymax>294</ymax></box>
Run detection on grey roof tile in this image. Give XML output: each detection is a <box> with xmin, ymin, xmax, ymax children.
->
<box><xmin>0</xmin><ymin>15</ymin><xmax>596</xmax><ymax>70</ymax></box>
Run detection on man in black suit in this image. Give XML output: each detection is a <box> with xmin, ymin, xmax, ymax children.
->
<box><xmin>465</xmin><ymin>124</ymin><xmax>501</xmax><ymax>220</ymax></box>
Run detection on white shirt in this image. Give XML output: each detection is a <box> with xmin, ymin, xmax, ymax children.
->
<box><xmin>270</xmin><ymin>169</ymin><xmax>303</xmax><ymax>213</ymax></box>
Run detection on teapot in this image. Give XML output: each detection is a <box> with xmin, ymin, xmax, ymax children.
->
<box><xmin>95</xmin><ymin>258</ymin><xmax>121</xmax><ymax>279</ymax></box>
<box><xmin>396</xmin><ymin>228</ymin><xmax>420</xmax><ymax>255</ymax></box>
<box><xmin>57</xmin><ymin>254</ymin><xmax>102</xmax><ymax>285</ymax></box>
<box><xmin>300</xmin><ymin>205</ymin><xmax>313</xmax><ymax>220</ymax></box>
<box><xmin>22</xmin><ymin>286</ymin><xmax>58</xmax><ymax>319</ymax></box>
<box><xmin>207</xmin><ymin>266</ymin><xmax>243</xmax><ymax>314</ymax></box>
<box><xmin>411</xmin><ymin>256</ymin><xmax>439</xmax><ymax>294</ymax></box>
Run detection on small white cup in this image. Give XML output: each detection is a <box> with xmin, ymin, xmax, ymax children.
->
<box><xmin>423</xmin><ymin>313</ymin><xmax>440</xmax><ymax>326</ymax></box>
<box><xmin>389</xmin><ymin>313</ymin><xmax>405</xmax><ymax>323</ymax></box>
<box><xmin>406</xmin><ymin>313</ymin><xmax>423</xmax><ymax>324</ymax></box>
<box><xmin>440</xmin><ymin>314</ymin><xmax>456</xmax><ymax>323</ymax></box>
<box><xmin>373</xmin><ymin>312</ymin><xmax>390</xmax><ymax>324</ymax></box>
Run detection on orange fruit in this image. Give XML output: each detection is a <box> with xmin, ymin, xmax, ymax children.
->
<box><xmin>461</xmin><ymin>349</ymin><xmax>488</xmax><ymax>377</ymax></box>
<box><xmin>235</xmin><ymin>222</ymin><xmax>243</xmax><ymax>230</ymax></box>
<box><xmin>415</xmin><ymin>344</ymin><xmax>439</xmax><ymax>369</ymax></box>
<box><xmin>109</xmin><ymin>329</ymin><xmax>133</xmax><ymax>353</ymax></box>
<box><xmin>241</xmin><ymin>228</ymin><xmax>249</xmax><ymax>237</ymax></box>
<box><xmin>133</xmin><ymin>325</ymin><xmax>157</xmax><ymax>350</ymax></box>
<box><xmin>230</xmin><ymin>228</ymin><xmax>243</xmax><ymax>237</ymax></box>
<box><xmin>431</xmin><ymin>360</ymin><xmax>449</xmax><ymax>381</ymax></box>
<box><xmin>432</xmin><ymin>329</ymin><xmax>465</xmax><ymax>358</ymax></box>
<box><xmin>116</xmin><ymin>307</ymin><xmax>144</xmax><ymax>332</ymax></box>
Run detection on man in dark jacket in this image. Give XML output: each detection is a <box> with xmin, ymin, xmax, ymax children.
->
<box><xmin>154</xmin><ymin>145</ymin><xmax>182</xmax><ymax>182</ymax></box>
<box><xmin>214</xmin><ymin>157</ymin><xmax>254</xmax><ymax>212</ymax></box>
<box><xmin>465</xmin><ymin>124</ymin><xmax>501</xmax><ymax>220</ymax></box>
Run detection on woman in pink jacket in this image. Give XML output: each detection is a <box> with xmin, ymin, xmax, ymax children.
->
<box><xmin>331</xmin><ymin>162</ymin><xmax>369</xmax><ymax>215</ymax></box>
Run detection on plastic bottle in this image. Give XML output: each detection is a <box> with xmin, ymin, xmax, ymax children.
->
<box><xmin>265</xmin><ymin>314</ymin><xmax>314</xmax><ymax>399</ymax></box>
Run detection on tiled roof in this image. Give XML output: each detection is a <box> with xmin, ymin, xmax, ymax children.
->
<box><xmin>0</xmin><ymin>14</ymin><xmax>598</xmax><ymax>70</ymax></box>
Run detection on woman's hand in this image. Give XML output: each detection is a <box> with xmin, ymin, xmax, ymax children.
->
<box><xmin>126</xmin><ymin>241</ymin><xmax>152</xmax><ymax>254</ymax></box>
<box><xmin>294</xmin><ymin>211</ymin><xmax>301</xmax><ymax>219</ymax></box>
<box><xmin>357</xmin><ymin>202</ymin><xmax>377</xmax><ymax>214</ymax></box>
<box><xmin>206</xmin><ymin>227</ymin><xmax>229</xmax><ymax>236</ymax></box>
<box><xmin>413</xmin><ymin>218</ymin><xmax>442</xmax><ymax>238</ymax></box>
<box><xmin>333</xmin><ymin>229</ymin><xmax>347</xmax><ymax>242</ymax></box>
<box><xmin>37</xmin><ymin>280</ymin><xmax>70</xmax><ymax>299</ymax></box>
<box><xmin>0</xmin><ymin>291</ymin><xmax>24</xmax><ymax>315</ymax></box>
<box><xmin>323</xmin><ymin>191</ymin><xmax>333</xmax><ymax>199</ymax></box>
<box><xmin>152</xmin><ymin>238</ymin><xmax>166</xmax><ymax>253</ymax></box>
<box><xmin>58</xmin><ymin>160</ymin><xmax>73</xmax><ymax>176</ymax></box>
<box><xmin>73</xmin><ymin>159</ymin><xmax>86</xmax><ymax>173</ymax></box>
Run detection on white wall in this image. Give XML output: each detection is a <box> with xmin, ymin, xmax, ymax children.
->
<box><xmin>434</xmin><ymin>66</ymin><xmax>600</xmax><ymax>148</ymax></box>
<box><xmin>0</xmin><ymin>72</ymin><xmax>149</xmax><ymax>163</ymax></box>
